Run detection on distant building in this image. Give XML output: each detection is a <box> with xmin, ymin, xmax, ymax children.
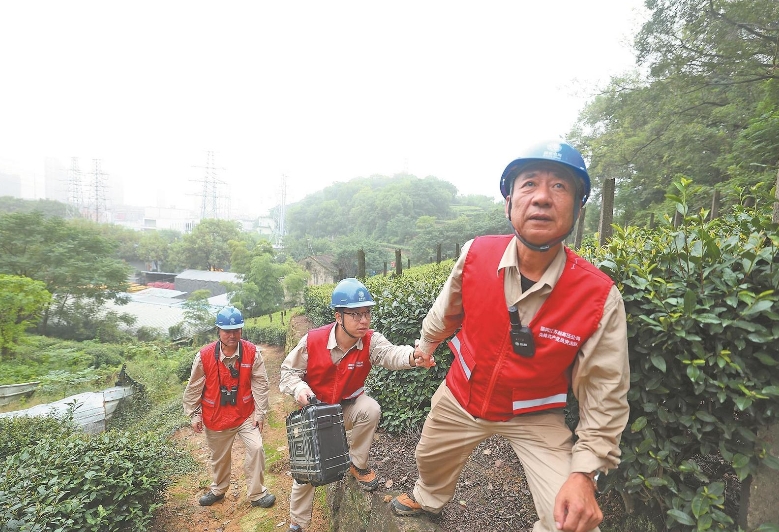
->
<box><xmin>44</xmin><ymin>157</ymin><xmax>68</xmax><ymax>203</ymax></box>
<box><xmin>0</xmin><ymin>172</ymin><xmax>22</xmax><ymax>198</ymax></box>
<box><xmin>174</xmin><ymin>269</ymin><xmax>243</xmax><ymax>296</ymax></box>
<box><xmin>300</xmin><ymin>255</ymin><xmax>339</xmax><ymax>286</ymax></box>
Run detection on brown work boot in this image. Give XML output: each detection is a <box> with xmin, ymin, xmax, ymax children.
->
<box><xmin>349</xmin><ymin>463</ymin><xmax>379</xmax><ymax>491</ymax></box>
<box><xmin>391</xmin><ymin>492</ymin><xmax>425</xmax><ymax>516</ymax></box>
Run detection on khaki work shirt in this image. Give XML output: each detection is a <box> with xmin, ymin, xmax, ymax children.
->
<box><xmin>280</xmin><ymin>324</ymin><xmax>415</xmax><ymax>400</ymax></box>
<box><xmin>417</xmin><ymin>237</ymin><xmax>630</xmax><ymax>475</ymax></box>
<box><xmin>183</xmin><ymin>342</ymin><xmax>270</xmax><ymax>425</ymax></box>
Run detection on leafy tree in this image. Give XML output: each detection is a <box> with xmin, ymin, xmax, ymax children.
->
<box><xmin>0</xmin><ymin>275</ymin><xmax>51</xmax><ymax>358</ymax></box>
<box><xmin>229</xmin><ymin>254</ymin><xmax>308</xmax><ymax>317</ymax></box>
<box><xmin>97</xmin><ymin>222</ymin><xmax>141</xmax><ymax>262</ymax></box>
<box><xmin>0</xmin><ymin>196</ymin><xmax>73</xmax><ymax>217</ymax></box>
<box><xmin>167</xmin><ymin>218</ymin><xmax>241</xmax><ymax>271</ymax></box>
<box><xmin>229</xmin><ymin>239</ymin><xmax>274</xmax><ymax>275</ymax></box>
<box><xmin>570</xmin><ymin>0</ymin><xmax>779</xmax><ymax>227</ymax></box>
<box><xmin>0</xmin><ymin>211</ymin><xmax>131</xmax><ymax>334</ymax></box>
<box><xmin>138</xmin><ymin>230</ymin><xmax>172</xmax><ymax>271</ymax></box>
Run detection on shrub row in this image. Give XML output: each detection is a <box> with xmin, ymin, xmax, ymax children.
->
<box><xmin>0</xmin><ymin>428</ymin><xmax>172</xmax><ymax>532</ymax></box>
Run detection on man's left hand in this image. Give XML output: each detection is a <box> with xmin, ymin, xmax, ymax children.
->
<box><xmin>553</xmin><ymin>472</ymin><xmax>602</xmax><ymax>532</ymax></box>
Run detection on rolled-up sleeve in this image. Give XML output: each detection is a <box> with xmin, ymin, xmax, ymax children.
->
<box><xmin>280</xmin><ymin>334</ymin><xmax>313</xmax><ymax>399</ymax></box>
<box><xmin>570</xmin><ymin>285</ymin><xmax>631</xmax><ymax>474</ymax></box>
<box><xmin>368</xmin><ymin>332</ymin><xmax>415</xmax><ymax>370</ymax></box>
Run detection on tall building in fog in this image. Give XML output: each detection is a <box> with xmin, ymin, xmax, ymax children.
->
<box><xmin>0</xmin><ymin>172</ymin><xmax>22</xmax><ymax>198</ymax></box>
<box><xmin>44</xmin><ymin>157</ymin><xmax>68</xmax><ymax>203</ymax></box>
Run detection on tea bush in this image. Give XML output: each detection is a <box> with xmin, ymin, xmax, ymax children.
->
<box><xmin>0</xmin><ymin>415</ymin><xmax>78</xmax><ymax>461</ymax></box>
<box><xmin>0</xmin><ymin>430</ymin><xmax>171</xmax><ymax>532</ymax></box>
<box><xmin>580</xmin><ymin>179</ymin><xmax>779</xmax><ymax>531</ymax></box>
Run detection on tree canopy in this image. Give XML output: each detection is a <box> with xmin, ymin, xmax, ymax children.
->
<box><xmin>570</xmin><ymin>0</ymin><xmax>779</xmax><ymax>228</ymax></box>
<box><xmin>0</xmin><ymin>211</ymin><xmax>131</xmax><ymax>333</ymax></box>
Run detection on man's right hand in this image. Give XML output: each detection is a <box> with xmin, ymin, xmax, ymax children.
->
<box><xmin>191</xmin><ymin>415</ymin><xmax>203</xmax><ymax>433</ymax></box>
<box><xmin>413</xmin><ymin>341</ymin><xmax>436</xmax><ymax>368</ymax></box>
<box><xmin>296</xmin><ymin>389</ymin><xmax>314</xmax><ymax>406</ymax></box>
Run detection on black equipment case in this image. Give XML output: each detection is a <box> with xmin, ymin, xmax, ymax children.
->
<box><xmin>285</xmin><ymin>396</ymin><xmax>351</xmax><ymax>486</ymax></box>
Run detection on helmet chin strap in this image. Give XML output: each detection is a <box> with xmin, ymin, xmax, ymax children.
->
<box><xmin>337</xmin><ymin>312</ymin><xmax>360</xmax><ymax>340</ymax></box>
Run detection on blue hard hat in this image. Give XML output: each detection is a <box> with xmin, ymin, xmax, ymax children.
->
<box><xmin>215</xmin><ymin>306</ymin><xmax>244</xmax><ymax>330</ymax></box>
<box><xmin>330</xmin><ymin>278</ymin><xmax>376</xmax><ymax>309</ymax></box>
<box><xmin>499</xmin><ymin>140</ymin><xmax>591</xmax><ymax>205</ymax></box>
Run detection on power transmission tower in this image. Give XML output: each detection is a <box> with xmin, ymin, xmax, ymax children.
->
<box><xmin>276</xmin><ymin>174</ymin><xmax>287</xmax><ymax>246</ymax></box>
<box><xmin>88</xmin><ymin>159</ymin><xmax>108</xmax><ymax>222</ymax></box>
<box><xmin>191</xmin><ymin>150</ymin><xmax>226</xmax><ymax>220</ymax></box>
<box><xmin>67</xmin><ymin>157</ymin><xmax>84</xmax><ymax>215</ymax></box>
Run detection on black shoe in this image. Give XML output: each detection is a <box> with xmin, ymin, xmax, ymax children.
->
<box><xmin>198</xmin><ymin>491</ymin><xmax>225</xmax><ymax>506</ymax></box>
<box><xmin>251</xmin><ymin>492</ymin><xmax>276</xmax><ymax>508</ymax></box>
<box><xmin>288</xmin><ymin>525</ymin><xmax>302</xmax><ymax>532</ymax></box>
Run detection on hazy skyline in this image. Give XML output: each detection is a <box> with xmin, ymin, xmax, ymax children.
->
<box><xmin>1</xmin><ymin>1</ymin><xmax>648</xmax><ymax>217</ymax></box>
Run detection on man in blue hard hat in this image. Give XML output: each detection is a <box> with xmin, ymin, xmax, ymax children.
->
<box><xmin>280</xmin><ymin>278</ymin><xmax>430</xmax><ymax>532</ymax></box>
<box><xmin>183</xmin><ymin>305</ymin><xmax>276</xmax><ymax>509</ymax></box>
<box><xmin>392</xmin><ymin>140</ymin><xmax>630</xmax><ymax>532</ymax></box>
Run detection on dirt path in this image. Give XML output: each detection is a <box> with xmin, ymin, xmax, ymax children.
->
<box><xmin>150</xmin><ymin>318</ymin><xmax>327</xmax><ymax>532</ymax></box>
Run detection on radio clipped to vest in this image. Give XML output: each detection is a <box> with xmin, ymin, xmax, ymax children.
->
<box><xmin>508</xmin><ymin>305</ymin><xmax>535</xmax><ymax>358</ymax></box>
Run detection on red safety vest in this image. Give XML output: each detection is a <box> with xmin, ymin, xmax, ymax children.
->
<box><xmin>446</xmin><ymin>235</ymin><xmax>613</xmax><ymax>421</ymax></box>
<box><xmin>305</xmin><ymin>323</ymin><xmax>373</xmax><ymax>404</ymax></box>
<box><xmin>200</xmin><ymin>339</ymin><xmax>257</xmax><ymax>430</ymax></box>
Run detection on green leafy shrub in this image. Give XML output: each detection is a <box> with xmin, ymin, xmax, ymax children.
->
<box><xmin>581</xmin><ymin>178</ymin><xmax>779</xmax><ymax>531</ymax></box>
<box><xmin>0</xmin><ymin>430</ymin><xmax>171</xmax><ymax>532</ymax></box>
<box><xmin>304</xmin><ymin>283</ymin><xmax>334</xmax><ymax>328</ymax></box>
<box><xmin>243</xmin><ymin>321</ymin><xmax>287</xmax><ymax>346</ymax></box>
<box><xmin>0</xmin><ymin>415</ymin><xmax>78</xmax><ymax>461</ymax></box>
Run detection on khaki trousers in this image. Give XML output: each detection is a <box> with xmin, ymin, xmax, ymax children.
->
<box><xmin>289</xmin><ymin>393</ymin><xmax>380</xmax><ymax>528</ymax></box>
<box><xmin>204</xmin><ymin>416</ymin><xmax>269</xmax><ymax>502</ymax></box>
<box><xmin>412</xmin><ymin>382</ymin><xmax>600</xmax><ymax>532</ymax></box>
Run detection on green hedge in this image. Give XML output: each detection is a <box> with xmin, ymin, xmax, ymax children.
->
<box><xmin>243</xmin><ymin>321</ymin><xmax>287</xmax><ymax>346</ymax></box>
<box><xmin>580</xmin><ymin>178</ymin><xmax>779</xmax><ymax>531</ymax></box>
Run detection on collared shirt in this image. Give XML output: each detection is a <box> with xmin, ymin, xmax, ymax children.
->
<box><xmin>418</xmin><ymin>237</ymin><xmax>630</xmax><ymax>474</ymax></box>
<box><xmin>280</xmin><ymin>324</ymin><xmax>415</xmax><ymax>400</ymax></box>
<box><xmin>182</xmin><ymin>342</ymin><xmax>270</xmax><ymax>423</ymax></box>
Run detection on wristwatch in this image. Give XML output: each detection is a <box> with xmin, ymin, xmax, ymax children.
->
<box><xmin>587</xmin><ymin>470</ymin><xmax>601</xmax><ymax>492</ymax></box>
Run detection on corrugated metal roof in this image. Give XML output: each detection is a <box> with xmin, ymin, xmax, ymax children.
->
<box><xmin>175</xmin><ymin>270</ymin><xmax>243</xmax><ymax>283</ymax></box>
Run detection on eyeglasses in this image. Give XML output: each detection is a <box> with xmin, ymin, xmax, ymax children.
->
<box><xmin>343</xmin><ymin>310</ymin><xmax>372</xmax><ymax>321</ymax></box>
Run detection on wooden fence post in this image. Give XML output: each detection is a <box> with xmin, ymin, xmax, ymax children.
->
<box><xmin>436</xmin><ymin>243</ymin><xmax>442</xmax><ymax>264</ymax></box>
<box><xmin>710</xmin><ymin>189</ymin><xmax>720</xmax><ymax>220</ymax></box>
<box><xmin>383</xmin><ymin>262</ymin><xmax>387</xmax><ymax>276</ymax></box>
<box><xmin>395</xmin><ymin>249</ymin><xmax>402</xmax><ymax>276</ymax></box>
<box><xmin>574</xmin><ymin>206</ymin><xmax>586</xmax><ymax>248</ymax></box>
<box><xmin>455</xmin><ymin>243</ymin><xmax>460</xmax><ymax>258</ymax></box>
<box><xmin>598</xmin><ymin>178</ymin><xmax>615</xmax><ymax>246</ymax></box>
<box><xmin>649</xmin><ymin>212</ymin><xmax>655</xmax><ymax>229</ymax></box>
<box><xmin>773</xmin><ymin>164</ymin><xmax>779</xmax><ymax>223</ymax></box>
<box><xmin>357</xmin><ymin>249</ymin><xmax>366</xmax><ymax>279</ymax></box>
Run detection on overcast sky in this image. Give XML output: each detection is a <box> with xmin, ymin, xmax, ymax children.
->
<box><xmin>0</xmin><ymin>1</ymin><xmax>647</xmax><ymax>217</ymax></box>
